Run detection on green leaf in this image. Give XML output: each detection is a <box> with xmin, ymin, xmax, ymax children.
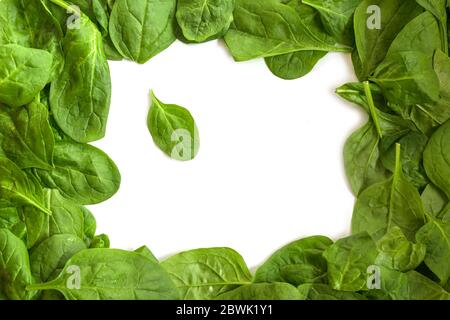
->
<box><xmin>416</xmin><ymin>219</ymin><xmax>450</xmax><ymax>284</ymax></box>
<box><xmin>28</xmin><ymin>249</ymin><xmax>179</xmax><ymax>300</ymax></box>
<box><xmin>298</xmin><ymin>283</ymin><xmax>367</xmax><ymax>300</ymax></box>
<box><xmin>161</xmin><ymin>248</ymin><xmax>252</xmax><ymax>299</ymax></box>
<box><xmin>303</xmin><ymin>0</ymin><xmax>361</xmax><ymax>46</ymax></box>
<box><xmin>421</xmin><ymin>184</ymin><xmax>448</xmax><ymax>217</ymax></box>
<box><xmin>370</xmin><ymin>12</ymin><xmax>442</xmax><ymax>106</ymax></box>
<box><xmin>254</xmin><ymin>236</ymin><xmax>333</xmax><ymax>286</ymax></box>
<box><xmin>323</xmin><ymin>232</ymin><xmax>378</xmax><ymax>291</ymax></box>
<box><xmin>89</xmin><ymin>234</ymin><xmax>110</xmax><ymax>249</ymax></box>
<box><xmin>343</xmin><ymin>122</ymin><xmax>388</xmax><ymax>195</ymax></box>
<box><xmin>148</xmin><ymin>91</ymin><xmax>200</xmax><ymax>161</ymax></box>
<box><xmin>35</xmin><ymin>141</ymin><xmax>121</xmax><ymax>205</ymax></box>
<box><xmin>424</xmin><ymin>119</ymin><xmax>450</xmax><ymax>199</ymax></box>
<box><xmin>265</xmin><ymin>51</ymin><xmax>327</xmax><ymax>80</ymax></box>
<box><xmin>264</xmin><ymin>2</ymin><xmax>329</xmax><ymax>79</ymax></box>
<box><xmin>416</xmin><ymin>50</ymin><xmax>450</xmax><ymax>129</ymax></box>
<box><xmin>109</xmin><ymin>0</ymin><xmax>177</xmax><ymax>63</ymax></box>
<box><xmin>385</xmin><ymin>12</ymin><xmax>441</xmax><ymax>56</ymax></box>
<box><xmin>354</xmin><ymin>0</ymin><xmax>422</xmax><ymax>78</ymax></box>
<box><xmin>0</xmin><ymin>207</ymin><xmax>26</xmax><ymax>241</ymax></box>
<box><xmin>380</xmin><ymin>267</ymin><xmax>450</xmax><ymax>300</ymax></box>
<box><xmin>30</xmin><ymin>234</ymin><xmax>87</xmax><ymax>283</ymax></box>
<box><xmin>0</xmin><ymin>158</ymin><xmax>50</xmax><ymax>214</ymax></box>
<box><xmin>176</xmin><ymin>0</ymin><xmax>234</xmax><ymax>43</ymax></box>
<box><xmin>224</xmin><ymin>0</ymin><xmax>350</xmax><ymax>61</ymax></box>
<box><xmin>0</xmin><ymin>229</ymin><xmax>35</xmax><ymax>300</ymax></box>
<box><xmin>372</xmin><ymin>51</ymin><xmax>440</xmax><ymax>106</ymax></box>
<box><xmin>0</xmin><ymin>102</ymin><xmax>54</xmax><ymax>170</ymax></box>
<box><xmin>0</xmin><ymin>45</ymin><xmax>53</xmax><ymax>107</ymax></box>
<box><xmin>380</xmin><ymin>132</ymin><xmax>429</xmax><ymax>190</ymax></box>
<box><xmin>352</xmin><ymin>145</ymin><xmax>426</xmax><ymax>240</ymax></box>
<box><xmin>416</xmin><ymin>0</ymin><xmax>448</xmax><ymax>53</ymax></box>
<box><xmin>0</xmin><ymin>0</ymin><xmax>64</xmax><ymax>81</ymax></box>
<box><xmin>50</xmin><ymin>13</ymin><xmax>111</xmax><ymax>143</ymax></box>
<box><xmin>375</xmin><ymin>226</ymin><xmax>426</xmax><ymax>272</ymax></box>
<box><xmin>336</xmin><ymin>82</ymin><xmax>387</xmax><ymax>114</ymax></box>
<box><xmin>135</xmin><ymin>245</ymin><xmax>158</xmax><ymax>263</ymax></box>
<box><xmin>216</xmin><ymin>283</ymin><xmax>302</xmax><ymax>300</ymax></box>
<box><xmin>17</xmin><ymin>189</ymin><xmax>97</xmax><ymax>249</ymax></box>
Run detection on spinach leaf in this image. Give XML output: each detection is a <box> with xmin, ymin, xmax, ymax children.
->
<box><xmin>370</xmin><ymin>12</ymin><xmax>441</xmax><ymax>106</ymax></box>
<box><xmin>254</xmin><ymin>236</ymin><xmax>333</xmax><ymax>286</ymax></box>
<box><xmin>265</xmin><ymin>51</ymin><xmax>327</xmax><ymax>80</ymax></box>
<box><xmin>380</xmin><ymin>132</ymin><xmax>429</xmax><ymax>190</ymax></box>
<box><xmin>50</xmin><ymin>10</ymin><xmax>111</xmax><ymax>143</ymax></box>
<box><xmin>215</xmin><ymin>283</ymin><xmax>302</xmax><ymax>300</ymax></box>
<box><xmin>17</xmin><ymin>189</ymin><xmax>97</xmax><ymax>249</ymax></box>
<box><xmin>416</xmin><ymin>0</ymin><xmax>448</xmax><ymax>53</ymax></box>
<box><xmin>414</xmin><ymin>50</ymin><xmax>450</xmax><ymax>130</ymax></box>
<box><xmin>35</xmin><ymin>141</ymin><xmax>121</xmax><ymax>205</ymax></box>
<box><xmin>343</xmin><ymin>122</ymin><xmax>388</xmax><ymax>195</ymax></box>
<box><xmin>264</xmin><ymin>2</ymin><xmax>330</xmax><ymax>80</ymax></box>
<box><xmin>28</xmin><ymin>249</ymin><xmax>179</xmax><ymax>300</ymax></box>
<box><xmin>0</xmin><ymin>101</ymin><xmax>54</xmax><ymax>170</ymax></box>
<box><xmin>323</xmin><ymin>232</ymin><xmax>378</xmax><ymax>291</ymax></box>
<box><xmin>298</xmin><ymin>283</ymin><xmax>367</xmax><ymax>300</ymax></box>
<box><xmin>89</xmin><ymin>234</ymin><xmax>110</xmax><ymax>248</ymax></box>
<box><xmin>30</xmin><ymin>234</ymin><xmax>87</xmax><ymax>283</ymax></box>
<box><xmin>0</xmin><ymin>207</ymin><xmax>26</xmax><ymax>241</ymax></box>
<box><xmin>48</xmin><ymin>190</ymin><xmax>97</xmax><ymax>245</ymax></box>
<box><xmin>224</xmin><ymin>0</ymin><xmax>350</xmax><ymax>61</ymax></box>
<box><xmin>109</xmin><ymin>0</ymin><xmax>177</xmax><ymax>64</ymax></box>
<box><xmin>385</xmin><ymin>12</ymin><xmax>441</xmax><ymax>56</ymax></box>
<box><xmin>353</xmin><ymin>0</ymin><xmax>422</xmax><ymax>79</ymax></box>
<box><xmin>416</xmin><ymin>219</ymin><xmax>450</xmax><ymax>284</ymax></box>
<box><xmin>352</xmin><ymin>144</ymin><xmax>426</xmax><ymax>240</ymax></box>
<box><xmin>0</xmin><ymin>0</ymin><xmax>64</xmax><ymax>80</ymax></box>
<box><xmin>161</xmin><ymin>248</ymin><xmax>252</xmax><ymax>299</ymax></box>
<box><xmin>340</xmin><ymin>82</ymin><xmax>414</xmax><ymax>195</ymax></box>
<box><xmin>303</xmin><ymin>0</ymin><xmax>361</xmax><ymax>46</ymax></box>
<box><xmin>0</xmin><ymin>45</ymin><xmax>53</xmax><ymax>108</ymax></box>
<box><xmin>423</xmin><ymin>119</ymin><xmax>450</xmax><ymax>199</ymax></box>
<box><xmin>0</xmin><ymin>158</ymin><xmax>50</xmax><ymax>214</ymax></box>
<box><xmin>135</xmin><ymin>245</ymin><xmax>158</xmax><ymax>263</ymax></box>
<box><xmin>176</xmin><ymin>0</ymin><xmax>234</xmax><ymax>43</ymax></box>
<box><xmin>380</xmin><ymin>267</ymin><xmax>450</xmax><ymax>300</ymax></box>
<box><xmin>336</xmin><ymin>82</ymin><xmax>388</xmax><ymax>114</ymax></box>
<box><xmin>421</xmin><ymin>184</ymin><xmax>448</xmax><ymax>217</ymax></box>
<box><xmin>148</xmin><ymin>91</ymin><xmax>200</xmax><ymax>161</ymax></box>
<box><xmin>0</xmin><ymin>229</ymin><xmax>35</xmax><ymax>300</ymax></box>
<box><xmin>66</xmin><ymin>0</ymin><xmax>110</xmax><ymax>34</ymax></box>
<box><xmin>372</xmin><ymin>51</ymin><xmax>440</xmax><ymax>106</ymax></box>
<box><xmin>375</xmin><ymin>226</ymin><xmax>426</xmax><ymax>272</ymax></box>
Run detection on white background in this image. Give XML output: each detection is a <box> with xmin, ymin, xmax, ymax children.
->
<box><xmin>91</xmin><ymin>40</ymin><xmax>364</xmax><ymax>268</ymax></box>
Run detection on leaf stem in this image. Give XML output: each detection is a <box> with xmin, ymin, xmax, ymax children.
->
<box><xmin>394</xmin><ymin>143</ymin><xmax>401</xmax><ymax>174</ymax></box>
<box><xmin>363</xmin><ymin>81</ymin><xmax>383</xmax><ymax>138</ymax></box>
<box><xmin>49</xmin><ymin>0</ymin><xmax>75</xmax><ymax>13</ymax></box>
<box><xmin>439</xmin><ymin>22</ymin><xmax>448</xmax><ymax>55</ymax></box>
